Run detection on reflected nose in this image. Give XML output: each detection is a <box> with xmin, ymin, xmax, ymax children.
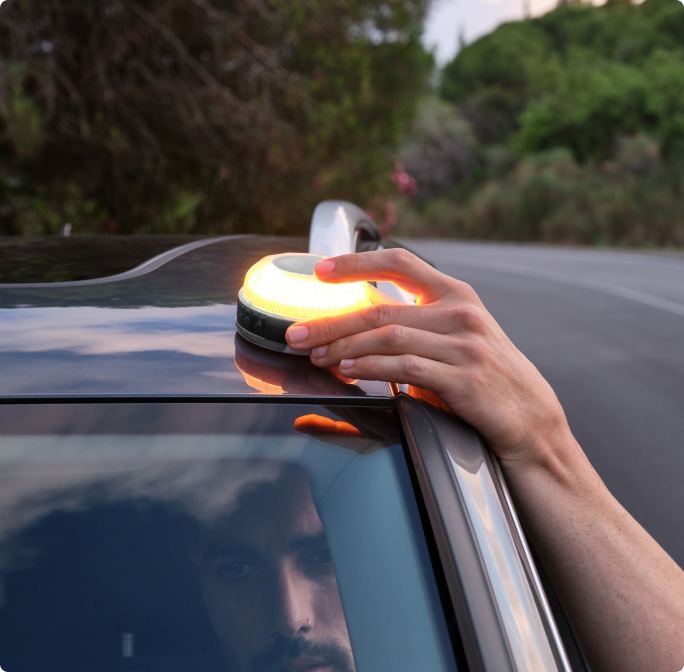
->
<box><xmin>273</xmin><ymin>560</ymin><xmax>313</xmax><ymax>637</ymax></box>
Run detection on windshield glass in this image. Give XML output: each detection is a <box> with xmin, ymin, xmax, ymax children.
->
<box><xmin>0</xmin><ymin>402</ymin><xmax>458</xmax><ymax>672</ymax></box>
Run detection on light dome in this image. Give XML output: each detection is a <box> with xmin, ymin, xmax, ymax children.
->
<box><xmin>241</xmin><ymin>253</ymin><xmax>370</xmax><ymax>321</ymax></box>
<box><xmin>236</xmin><ymin>253</ymin><xmax>371</xmax><ymax>354</ymax></box>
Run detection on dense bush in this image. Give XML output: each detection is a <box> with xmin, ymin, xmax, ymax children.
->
<box><xmin>395</xmin><ymin>138</ymin><xmax>684</xmax><ymax>246</ymax></box>
<box><xmin>441</xmin><ymin>0</ymin><xmax>684</xmax><ymax>158</ymax></box>
<box><xmin>394</xmin><ymin>0</ymin><xmax>684</xmax><ymax>246</ymax></box>
<box><xmin>0</xmin><ymin>0</ymin><xmax>431</xmax><ymax>235</ymax></box>
<box><xmin>514</xmin><ymin>51</ymin><xmax>684</xmax><ymax>162</ymax></box>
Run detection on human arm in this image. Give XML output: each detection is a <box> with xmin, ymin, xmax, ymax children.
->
<box><xmin>285</xmin><ymin>248</ymin><xmax>684</xmax><ymax>672</ymax></box>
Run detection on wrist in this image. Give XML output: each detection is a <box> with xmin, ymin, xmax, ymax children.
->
<box><xmin>499</xmin><ymin>424</ymin><xmax>601</xmax><ymax>500</ymax></box>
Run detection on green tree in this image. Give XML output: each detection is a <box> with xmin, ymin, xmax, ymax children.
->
<box><xmin>441</xmin><ymin>21</ymin><xmax>550</xmax><ymax>104</ymax></box>
<box><xmin>440</xmin><ymin>21</ymin><xmax>555</xmax><ymax>145</ymax></box>
<box><xmin>0</xmin><ymin>0</ymin><xmax>432</xmax><ymax>235</ymax></box>
<box><xmin>514</xmin><ymin>51</ymin><xmax>684</xmax><ymax>161</ymax></box>
<box><xmin>440</xmin><ymin>0</ymin><xmax>684</xmax><ymax>153</ymax></box>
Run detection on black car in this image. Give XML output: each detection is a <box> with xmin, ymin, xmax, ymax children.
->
<box><xmin>0</xmin><ymin>202</ymin><xmax>587</xmax><ymax>672</ymax></box>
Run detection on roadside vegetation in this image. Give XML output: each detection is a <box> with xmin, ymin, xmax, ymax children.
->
<box><xmin>396</xmin><ymin>0</ymin><xmax>684</xmax><ymax>246</ymax></box>
<box><xmin>0</xmin><ymin>0</ymin><xmax>431</xmax><ymax>236</ymax></box>
<box><xmin>2</xmin><ymin>0</ymin><xmax>684</xmax><ymax>246</ymax></box>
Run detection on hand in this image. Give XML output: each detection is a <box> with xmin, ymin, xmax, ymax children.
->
<box><xmin>285</xmin><ymin>248</ymin><xmax>572</xmax><ymax>467</ymax></box>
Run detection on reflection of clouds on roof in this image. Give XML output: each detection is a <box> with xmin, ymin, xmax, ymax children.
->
<box><xmin>0</xmin><ymin>300</ymin><xmax>388</xmax><ymax>397</ymax></box>
<box><xmin>0</xmin><ymin>305</ymin><xmax>235</xmax><ymax>357</ymax></box>
<box><xmin>0</xmin><ymin>458</ymin><xmax>289</xmax><ymax>608</ymax></box>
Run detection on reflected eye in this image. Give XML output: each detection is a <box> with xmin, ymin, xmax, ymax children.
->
<box><xmin>312</xmin><ymin>549</ymin><xmax>333</xmax><ymax>566</ymax></box>
<box><xmin>303</xmin><ymin>548</ymin><xmax>334</xmax><ymax>576</ymax></box>
<box><xmin>217</xmin><ymin>561</ymin><xmax>253</xmax><ymax>579</ymax></box>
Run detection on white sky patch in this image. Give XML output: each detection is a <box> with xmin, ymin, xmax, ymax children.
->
<box><xmin>423</xmin><ymin>0</ymin><xmax>607</xmax><ymax>65</ymax></box>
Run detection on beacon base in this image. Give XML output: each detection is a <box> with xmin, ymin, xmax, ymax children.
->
<box><xmin>236</xmin><ymin>296</ymin><xmax>309</xmax><ymax>356</ymax></box>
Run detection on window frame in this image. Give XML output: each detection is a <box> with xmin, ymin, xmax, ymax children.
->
<box><xmin>0</xmin><ymin>394</ymin><xmax>587</xmax><ymax>671</ymax></box>
<box><xmin>0</xmin><ymin>396</ymin><xmax>466</xmax><ymax>671</ymax></box>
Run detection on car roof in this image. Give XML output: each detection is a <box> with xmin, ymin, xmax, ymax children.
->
<box><xmin>0</xmin><ymin>235</ymin><xmax>390</xmax><ymax>400</ymax></box>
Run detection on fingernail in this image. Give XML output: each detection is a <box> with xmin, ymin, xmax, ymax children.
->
<box><xmin>288</xmin><ymin>325</ymin><xmax>309</xmax><ymax>343</ymax></box>
<box><xmin>315</xmin><ymin>260</ymin><xmax>335</xmax><ymax>276</ymax></box>
<box><xmin>311</xmin><ymin>345</ymin><xmax>328</xmax><ymax>359</ymax></box>
<box><xmin>339</xmin><ymin>358</ymin><xmax>355</xmax><ymax>371</ymax></box>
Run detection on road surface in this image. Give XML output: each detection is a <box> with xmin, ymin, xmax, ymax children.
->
<box><xmin>405</xmin><ymin>240</ymin><xmax>684</xmax><ymax>569</ymax></box>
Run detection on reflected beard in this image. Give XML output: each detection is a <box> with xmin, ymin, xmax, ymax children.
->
<box><xmin>245</xmin><ymin>635</ymin><xmax>355</xmax><ymax>672</ymax></box>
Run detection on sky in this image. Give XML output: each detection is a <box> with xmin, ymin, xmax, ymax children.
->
<box><xmin>422</xmin><ymin>0</ymin><xmax>557</xmax><ymax>65</ymax></box>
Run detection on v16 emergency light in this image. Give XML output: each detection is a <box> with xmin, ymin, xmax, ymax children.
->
<box><xmin>236</xmin><ymin>253</ymin><xmax>371</xmax><ymax>354</ymax></box>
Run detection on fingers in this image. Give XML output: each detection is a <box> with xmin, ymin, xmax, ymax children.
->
<box><xmin>336</xmin><ymin>354</ymin><xmax>455</xmax><ymax>396</ymax></box>
<box><xmin>314</xmin><ymin>248</ymin><xmax>461</xmax><ymax>304</ymax></box>
<box><xmin>287</xmin><ymin>299</ymin><xmax>491</xmax><ymax>352</ymax></box>
<box><xmin>286</xmin><ymin>303</ymin><xmax>451</xmax><ymax>350</ymax></box>
<box><xmin>309</xmin><ymin>325</ymin><xmax>461</xmax><ymax>368</ymax></box>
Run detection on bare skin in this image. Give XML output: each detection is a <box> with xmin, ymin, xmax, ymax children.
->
<box><xmin>285</xmin><ymin>248</ymin><xmax>684</xmax><ymax>672</ymax></box>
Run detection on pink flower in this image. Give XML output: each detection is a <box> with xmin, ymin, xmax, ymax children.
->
<box><xmin>391</xmin><ymin>168</ymin><xmax>417</xmax><ymax>195</ymax></box>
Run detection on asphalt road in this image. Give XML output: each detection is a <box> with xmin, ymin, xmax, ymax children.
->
<box><xmin>405</xmin><ymin>240</ymin><xmax>684</xmax><ymax>569</ymax></box>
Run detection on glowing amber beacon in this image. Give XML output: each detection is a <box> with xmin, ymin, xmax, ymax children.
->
<box><xmin>236</xmin><ymin>253</ymin><xmax>371</xmax><ymax>354</ymax></box>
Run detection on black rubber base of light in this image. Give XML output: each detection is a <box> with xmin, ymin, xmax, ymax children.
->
<box><xmin>236</xmin><ymin>297</ymin><xmax>307</xmax><ymax>354</ymax></box>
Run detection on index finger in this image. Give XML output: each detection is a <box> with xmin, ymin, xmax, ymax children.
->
<box><xmin>314</xmin><ymin>248</ymin><xmax>456</xmax><ymax>305</ymax></box>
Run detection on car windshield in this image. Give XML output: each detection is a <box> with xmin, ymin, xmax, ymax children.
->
<box><xmin>0</xmin><ymin>402</ymin><xmax>458</xmax><ymax>672</ymax></box>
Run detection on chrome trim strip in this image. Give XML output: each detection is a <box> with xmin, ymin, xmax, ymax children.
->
<box><xmin>448</xmin><ymin>449</ymin><xmax>560</xmax><ymax>671</ymax></box>
<box><xmin>487</xmin><ymin>450</ymin><xmax>573</xmax><ymax>672</ymax></box>
<box><xmin>0</xmin><ymin>234</ymin><xmax>253</xmax><ymax>288</ymax></box>
<box><xmin>397</xmin><ymin>396</ymin><xmax>564</xmax><ymax>671</ymax></box>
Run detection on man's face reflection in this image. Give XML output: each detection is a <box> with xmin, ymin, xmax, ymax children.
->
<box><xmin>195</xmin><ymin>465</ymin><xmax>356</xmax><ymax>672</ymax></box>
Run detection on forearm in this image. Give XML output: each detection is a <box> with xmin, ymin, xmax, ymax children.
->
<box><xmin>501</xmin><ymin>431</ymin><xmax>684</xmax><ymax>672</ymax></box>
